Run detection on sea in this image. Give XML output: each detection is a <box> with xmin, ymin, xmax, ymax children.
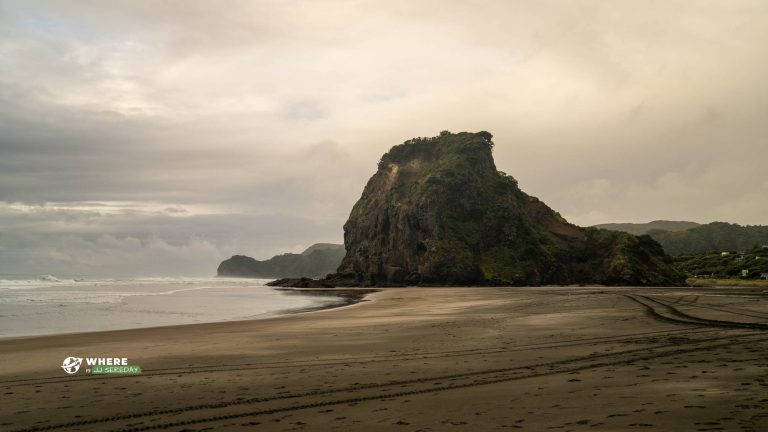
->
<box><xmin>0</xmin><ymin>274</ymin><xmax>345</xmax><ymax>338</ymax></box>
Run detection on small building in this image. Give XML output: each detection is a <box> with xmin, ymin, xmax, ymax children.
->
<box><xmin>741</xmin><ymin>269</ymin><xmax>749</xmax><ymax>277</ymax></box>
<box><xmin>762</xmin><ymin>273</ymin><xmax>768</xmax><ymax>280</ymax></box>
<box><xmin>721</xmin><ymin>252</ymin><xmax>730</xmax><ymax>256</ymax></box>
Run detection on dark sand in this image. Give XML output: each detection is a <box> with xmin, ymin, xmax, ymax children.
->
<box><xmin>1</xmin><ymin>286</ymin><xmax>767</xmax><ymax>431</ymax></box>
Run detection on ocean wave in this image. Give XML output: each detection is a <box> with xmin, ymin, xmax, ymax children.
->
<box><xmin>0</xmin><ymin>275</ymin><xmax>271</xmax><ymax>291</ymax></box>
<box><xmin>0</xmin><ymin>276</ymin><xmax>274</xmax><ymax>304</ymax></box>
<box><xmin>0</xmin><ymin>277</ymin><xmax>335</xmax><ymax>337</ymax></box>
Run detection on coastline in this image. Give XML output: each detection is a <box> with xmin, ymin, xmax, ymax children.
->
<box><xmin>275</xmin><ymin>287</ymin><xmax>380</xmax><ymax>314</ymax></box>
<box><xmin>0</xmin><ymin>287</ymin><xmax>379</xmax><ymax>343</ymax></box>
<box><xmin>0</xmin><ymin>280</ymin><xmax>371</xmax><ymax>340</ymax></box>
<box><xmin>2</xmin><ymin>286</ymin><xmax>767</xmax><ymax>431</ymax></box>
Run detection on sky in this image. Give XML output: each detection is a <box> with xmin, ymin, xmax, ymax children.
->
<box><xmin>1</xmin><ymin>0</ymin><xmax>767</xmax><ymax>277</ymax></box>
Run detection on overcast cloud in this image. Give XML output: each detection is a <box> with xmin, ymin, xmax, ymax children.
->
<box><xmin>1</xmin><ymin>0</ymin><xmax>766</xmax><ymax>276</ymax></box>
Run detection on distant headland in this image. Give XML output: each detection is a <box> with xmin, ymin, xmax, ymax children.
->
<box><xmin>217</xmin><ymin>243</ymin><xmax>344</xmax><ymax>278</ymax></box>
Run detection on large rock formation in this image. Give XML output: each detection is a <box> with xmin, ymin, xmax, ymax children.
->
<box><xmin>218</xmin><ymin>243</ymin><xmax>344</xmax><ymax>278</ymax></box>
<box><xmin>271</xmin><ymin>131</ymin><xmax>684</xmax><ymax>287</ymax></box>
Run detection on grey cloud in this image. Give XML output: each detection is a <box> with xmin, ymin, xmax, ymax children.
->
<box><xmin>0</xmin><ymin>0</ymin><xmax>767</xmax><ymax>275</ymax></box>
<box><xmin>0</xmin><ymin>206</ymin><xmax>343</xmax><ymax>276</ymax></box>
<box><xmin>282</xmin><ymin>100</ymin><xmax>328</xmax><ymax>121</ymax></box>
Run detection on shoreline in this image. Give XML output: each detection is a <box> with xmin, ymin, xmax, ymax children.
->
<box><xmin>2</xmin><ymin>286</ymin><xmax>767</xmax><ymax>431</ymax></box>
<box><xmin>276</xmin><ymin>287</ymin><xmax>380</xmax><ymax>314</ymax></box>
<box><xmin>0</xmin><ymin>287</ymin><xmax>379</xmax><ymax>342</ymax></box>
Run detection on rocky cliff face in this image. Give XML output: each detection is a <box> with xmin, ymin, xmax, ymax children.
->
<box><xmin>274</xmin><ymin>132</ymin><xmax>684</xmax><ymax>286</ymax></box>
<box><xmin>273</xmin><ymin>131</ymin><xmax>684</xmax><ymax>287</ymax></box>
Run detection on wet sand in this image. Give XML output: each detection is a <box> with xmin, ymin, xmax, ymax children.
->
<box><xmin>1</xmin><ymin>286</ymin><xmax>767</xmax><ymax>432</ymax></box>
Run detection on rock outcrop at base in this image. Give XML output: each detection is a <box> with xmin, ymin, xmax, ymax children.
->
<box><xmin>271</xmin><ymin>131</ymin><xmax>685</xmax><ymax>287</ymax></box>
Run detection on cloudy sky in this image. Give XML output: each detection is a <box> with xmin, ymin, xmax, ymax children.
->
<box><xmin>1</xmin><ymin>0</ymin><xmax>766</xmax><ymax>277</ymax></box>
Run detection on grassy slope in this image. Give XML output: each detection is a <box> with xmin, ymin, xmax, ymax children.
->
<box><xmin>687</xmin><ymin>278</ymin><xmax>768</xmax><ymax>287</ymax></box>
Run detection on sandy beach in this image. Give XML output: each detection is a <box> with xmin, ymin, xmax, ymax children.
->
<box><xmin>2</xmin><ymin>286</ymin><xmax>767</xmax><ymax>432</ymax></box>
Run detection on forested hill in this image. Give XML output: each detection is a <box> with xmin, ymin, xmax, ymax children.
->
<box><xmin>593</xmin><ymin>220</ymin><xmax>700</xmax><ymax>235</ymax></box>
<box><xmin>596</xmin><ymin>221</ymin><xmax>768</xmax><ymax>255</ymax></box>
<box><xmin>217</xmin><ymin>243</ymin><xmax>345</xmax><ymax>278</ymax></box>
